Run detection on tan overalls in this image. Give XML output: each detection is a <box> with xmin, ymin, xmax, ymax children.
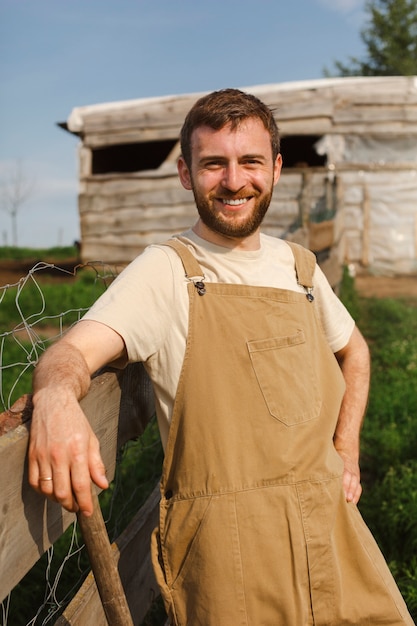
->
<box><xmin>151</xmin><ymin>239</ymin><xmax>413</xmax><ymax>626</ymax></box>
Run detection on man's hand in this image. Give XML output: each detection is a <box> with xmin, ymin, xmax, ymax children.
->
<box><xmin>28</xmin><ymin>387</ymin><xmax>109</xmax><ymax>516</ymax></box>
<box><xmin>28</xmin><ymin>320</ymin><xmax>126</xmax><ymax>516</ymax></box>
<box><xmin>335</xmin><ymin>446</ymin><xmax>362</xmax><ymax>504</ymax></box>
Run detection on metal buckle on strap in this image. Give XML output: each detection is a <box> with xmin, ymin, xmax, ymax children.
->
<box><xmin>305</xmin><ymin>287</ymin><xmax>314</xmax><ymax>302</ymax></box>
<box><xmin>187</xmin><ymin>275</ymin><xmax>207</xmax><ymax>296</ymax></box>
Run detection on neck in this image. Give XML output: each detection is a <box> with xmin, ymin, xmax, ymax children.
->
<box><xmin>192</xmin><ymin>220</ymin><xmax>261</xmax><ymax>251</ymax></box>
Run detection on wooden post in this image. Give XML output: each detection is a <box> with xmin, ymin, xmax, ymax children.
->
<box><xmin>77</xmin><ymin>488</ymin><xmax>134</xmax><ymax>626</ymax></box>
<box><xmin>362</xmin><ymin>183</ymin><xmax>371</xmax><ymax>268</ymax></box>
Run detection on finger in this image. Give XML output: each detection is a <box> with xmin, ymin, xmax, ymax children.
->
<box><xmin>51</xmin><ymin>466</ymin><xmax>80</xmax><ymax>513</ymax></box>
<box><xmin>343</xmin><ymin>471</ymin><xmax>361</xmax><ymax>504</ymax></box>
<box><xmin>28</xmin><ymin>440</ymin><xmax>44</xmax><ymax>492</ymax></box>
<box><xmin>70</xmin><ymin>464</ymin><xmax>94</xmax><ymax>517</ymax></box>
<box><xmin>89</xmin><ymin>442</ymin><xmax>109</xmax><ymax>491</ymax></box>
<box><xmin>352</xmin><ymin>482</ymin><xmax>362</xmax><ymax>505</ymax></box>
<box><xmin>38</xmin><ymin>473</ymin><xmax>55</xmax><ymax>494</ymax></box>
<box><xmin>343</xmin><ymin>470</ymin><xmax>355</xmax><ymax>502</ymax></box>
<box><xmin>28</xmin><ymin>451</ymin><xmax>55</xmax><ymax>497</ymax></box>
<box><xmin>67</xmin><ymin>441</ymin><xmax>95</xmax><ymax>515</ymax></box>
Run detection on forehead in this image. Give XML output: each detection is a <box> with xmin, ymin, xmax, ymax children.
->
<box><xmin>190</xmin><ymin>118</ymin><xmax>272</xmax><ymax>160</ymax></box>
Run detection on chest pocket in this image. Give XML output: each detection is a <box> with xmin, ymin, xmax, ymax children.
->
<box><xmin>247</xmin><ymin>328</ymin><xmax>322</xmax><ymax>426</ymax></box>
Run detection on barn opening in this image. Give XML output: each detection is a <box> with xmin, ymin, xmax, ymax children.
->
<box><xmin>280</xmin><ymin>135</ymin><xmax>326</xmax><ymax>168</ymax></box>
<box><xmin>92</xmin><ymin>139</ymin><xmax>178</xmax><ymax>174</ymax></box>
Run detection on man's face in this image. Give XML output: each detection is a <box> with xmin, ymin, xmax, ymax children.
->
<box><xmin>178</xmin><ymin>118</ymin><xmax>282</xmax><ymax>243</ymax></box>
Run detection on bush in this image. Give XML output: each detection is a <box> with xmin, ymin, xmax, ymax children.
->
<box><xmin>340</xmin><ymin>271</ymin><xmax>417</xmax><ymax>620</ymax></box>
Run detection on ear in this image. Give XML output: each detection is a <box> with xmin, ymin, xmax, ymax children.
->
<box><xmin>177</xmin><ymin>156</ymin><xmax>193</xmax><ymax>190</ymax></box>
<box><xmin>273</xmin><ymin>153</ymin><xmax>283</xmax><ymax>186</ymax></box>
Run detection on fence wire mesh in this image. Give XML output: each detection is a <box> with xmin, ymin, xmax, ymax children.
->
<box><xmin>0</xmin><ymin>261</ymin><xmax>164</xmax><ymax>625</ymax></box>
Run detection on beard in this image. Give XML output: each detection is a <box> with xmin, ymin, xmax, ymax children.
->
<box><xmin>192</xmin><ymin>184</ymin><xmax>274</xmax><ymax>239</ymax></box>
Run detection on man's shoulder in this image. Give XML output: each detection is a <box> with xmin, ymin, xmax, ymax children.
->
<box><xmin>260</xmin><ymin>233</ymin><xmax>295</xmax><ymax>259</ymax></box>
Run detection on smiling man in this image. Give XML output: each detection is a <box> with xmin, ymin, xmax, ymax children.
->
<box><xmin>29</xmin><ymin>89</ymin><xmax>413</xmax><ymax>625</ymax></box>
<box><xmin>178</xmin><ymin>116</ymin><xmax>281</xmax><ymax>245</ymax></box>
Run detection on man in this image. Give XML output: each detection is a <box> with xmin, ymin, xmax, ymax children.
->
<box><xmin>29</xmin><ymin>89</ymin><xmax>413</xmax><ymax>625</ymax></box>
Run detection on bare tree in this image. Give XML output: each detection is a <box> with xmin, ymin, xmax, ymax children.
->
<box><xmin>0</xmin><ymin>160</ymin><xmax>34</xmax><ymax>247</ymax></box>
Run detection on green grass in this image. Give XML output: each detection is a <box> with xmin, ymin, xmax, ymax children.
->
<box><xmin>1</xmin><ymin>266</ymin><xmax>108</xmax><ymax>410</ymax></box>
<box><xmin>0</xmin><ymin>245</ymin><xmax>80</xmax><ymax>261</ymax></box>
<box><xmin>340</xmin><ymin>271</ymin><xmax>417</xmax><ymax>619</ymax></box>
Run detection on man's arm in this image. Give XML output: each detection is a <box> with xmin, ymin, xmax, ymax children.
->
<box><xmin>28</xmin><ymin>319</ymin><xmax>126</xmax><ymax>516</ymax></box>
<box><xmin>334</xmin><ymin>325</ymin><xmax>370</xmax><ymax>505</ymax></box>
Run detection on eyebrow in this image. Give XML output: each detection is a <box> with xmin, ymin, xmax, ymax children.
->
<box><xmin>198</xmin><ymin>153</ymin><xmax>268</xmax><ymax>164</ymax></box>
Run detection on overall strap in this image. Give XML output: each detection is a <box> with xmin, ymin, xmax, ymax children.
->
<box><xmin>162</xmin><ymin>238</ymin><xmax>205</xmax><ymax>279</ymax></box>
<box><xmin>163</xmin><ymin>237</ymin><xmax>316</xmax><ymax>295</ymax></box>
<box><xmin>286</xmin><ymin>241</ymin><xmax>316</xmax><ymax>290</ymax></box>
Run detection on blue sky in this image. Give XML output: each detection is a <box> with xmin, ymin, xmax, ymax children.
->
<box><xmin>0</xmin><ymin>0</ymin><xmax>366</xmax><ymax>248</ymax></box>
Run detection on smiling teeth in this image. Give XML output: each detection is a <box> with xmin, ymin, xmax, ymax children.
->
<box><xmin>222</xmin><ymin>198</ymin><xmax>247</xmax><ymax>205</ymax></box>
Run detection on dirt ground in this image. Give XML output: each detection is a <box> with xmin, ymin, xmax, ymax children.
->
<box><xmin>0</xmin><ymin>259</ymin><xmax>80</xmax><ymax>287</ymax></box>
<box><xmin>354</xmin><ymin>273</ymin><xmax>417</xmax><ymax>299</ymax></box>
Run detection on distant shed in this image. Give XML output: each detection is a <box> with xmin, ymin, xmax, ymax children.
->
<box><xmin>62</xmin><ymin>76</ymin><xmax>417</xmax><ymax>278</ymax></box>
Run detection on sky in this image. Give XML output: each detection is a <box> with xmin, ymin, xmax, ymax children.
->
<box><xmin>0</xmin><ymin>0</ymin><xmax>366</xmax><ymax>248</ymax></box>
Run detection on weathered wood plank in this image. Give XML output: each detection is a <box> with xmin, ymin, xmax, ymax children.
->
<box><xmin>69</xmin><ymin>78</ymin><xmax>417</xmax><ymax>159</ymax></box>
<box><xmin>55</xmin><ymin>485</ymin><xmax>161</xmax><ymax>626</ymax></box>
<box><xmin>0</xmin><ymin>363</ymin><xmax>155</xmax><ymax>602</ymax></box>
<box><xmin>87</xmin><ymin>116</ymin><xmax>417</xmax><ymax>147</ymax></box>
<box><xmin>80</xmin><ymin>94</ymin><xmax>198</xmax><ymax>132</ymax></box>
<box><xmin>84</xmin><ymin>128</ymin><xmax>180</xmax><ymax>148</ymax></box>
<box><xmin>80</xmin><ymin>173</ymin><xmax>182</xmax><ymax>197</ymax></box>
<box><xmin>333</xmin><ymin>104</ymin><xmax>417</xmax><ymax>124</ymax></box>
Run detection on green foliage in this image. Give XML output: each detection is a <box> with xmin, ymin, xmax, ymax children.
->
<box><xmin>340</xmin><ymin>278</ymin><xmax>417</xmax><ymax>620</ymax></box>
<box><xmin>325</xmin><ymin>0</ymin><xmax>417</xmax><ymax>76</ymax></box>
<box><xmin>359</xmin><ymin>297</ymin><xmax>417</xmax><ymax>479</ymax></box>
<box><xmin>0</xmin><ymin>267</ymin><xmax>107</xmax><ymax>409</ymax></box>
<box><xmin>338</xmin><ymin>266</ymin><xmax>361</xmax><ymax>321</ymax></box>
<box><xmin>365</xmin><ymin>462</ymin><xmax>417</xmax><ymax>559</ymax></box>
<box><xmin>100</xmin><ymin>419</ymin><xmax>164</xmax><ymax>542</ymax></box>
<box><xmin>0</xmin><ymin>245</ymin><xmax>79</xmax><ymax>260</ymax></box>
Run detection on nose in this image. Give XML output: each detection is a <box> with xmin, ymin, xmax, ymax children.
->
<box><xmin>221</xmin><ymin>163</ymin><xmax>246</xmax><ymax>192</ymax></box>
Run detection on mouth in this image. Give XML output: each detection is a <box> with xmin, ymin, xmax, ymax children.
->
<box><xmin>220</xmin><ymin>197</ymin><xmax>251</xmax><ymax>207</ymax></box>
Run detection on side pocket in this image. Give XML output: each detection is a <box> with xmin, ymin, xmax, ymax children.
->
<box><xmin>151</xmin><ymin>527</ymin><xmax>171</xmax><ymax>599</ymax></box>
<box><xmin>151</xmin><ymin>526</ymin><xmax>178</xmax><ymax>624</ymax></box>
<box><xmin>247</xmin><ymin>329</ymin><xmax>322</xmax><ymax>426</ymax></box>
<box><xmin>161</xmin><ymin>496</ymin><xmax>213</xmax><ymax>588</ymax></box>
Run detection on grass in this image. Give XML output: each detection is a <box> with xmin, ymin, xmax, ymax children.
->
<box><xmin>0</xmin><ymin>245</ymin><xmax>80</xmax><ymax>261</ymax></box>
<box><xmin>0</xmin><ymin>266</ymin><xmax>109</xmax><ymax>410</ymax></box>
<box><xmin>339</xmin><ymin>269</ymin><xmax>417</xmax><ymax>619</ymax></box>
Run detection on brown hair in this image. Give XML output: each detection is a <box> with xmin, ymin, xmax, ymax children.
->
<box><xmin>180</xmin><ymin>88</ymin><xmax>280</xmax><ymax>168</ymax></box>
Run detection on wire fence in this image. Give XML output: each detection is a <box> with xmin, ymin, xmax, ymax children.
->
<box><xmin>0</xmin><ymin>261</ymin><xmax>164</xmax><ymax>626</ymax></box>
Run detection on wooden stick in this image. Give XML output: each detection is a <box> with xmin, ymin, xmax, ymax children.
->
<box><xmin>77</xmin><ymin>488</ymin><xmax>134</xmax><ymax>626</ymax></box>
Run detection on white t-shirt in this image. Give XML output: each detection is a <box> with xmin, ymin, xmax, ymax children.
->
<box><xmin>83</xmin><ymin>229</ymin><xmax>354</xmax><ymax>447</ymax></box>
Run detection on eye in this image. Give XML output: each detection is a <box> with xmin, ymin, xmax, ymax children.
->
<box><xmin>243</xmin><ymin>157</ymin><xmax>263</xmax><ymax>166</ymax></box>
<box><xmin>204</xmin><ymin>160</ymin><xmax>223</xmax><ymax>169</ymax></box>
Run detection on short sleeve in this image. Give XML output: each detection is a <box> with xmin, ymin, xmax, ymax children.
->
<box><xmin>82</xmin><ymin>245</ymin><xmax>184</xmax><ymax>362</ymax></box>
<box><xmin>313</xmin><ymin>265</ymin><xmax>355</xmax><ymax>353</ymax></box>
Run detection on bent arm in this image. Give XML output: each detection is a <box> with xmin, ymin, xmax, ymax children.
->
<box><xmin>29</xmin><ymin>320</ymin><xmax>126</xmax><ymax>516</ymax></box>
<box><xmin>334</xmin><ymin>325</ymin><xmax>370</xmax><ymax>504</ymax></box>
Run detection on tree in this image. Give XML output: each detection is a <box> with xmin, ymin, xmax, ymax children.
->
<box><xmin>0</xmin><ymin>160</ymin><xmax>34</xmax><ymax>247</ymax></box>
<box><xmin>326</xmin><ymin>0</ymin><xmax>417</xmax><ymax>76</ymax></box>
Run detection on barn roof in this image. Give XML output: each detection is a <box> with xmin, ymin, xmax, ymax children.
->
<box><xmin>63</xmin><ymin>76</ymin><xmax>417</xmax><ymax>141</ymax></box>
